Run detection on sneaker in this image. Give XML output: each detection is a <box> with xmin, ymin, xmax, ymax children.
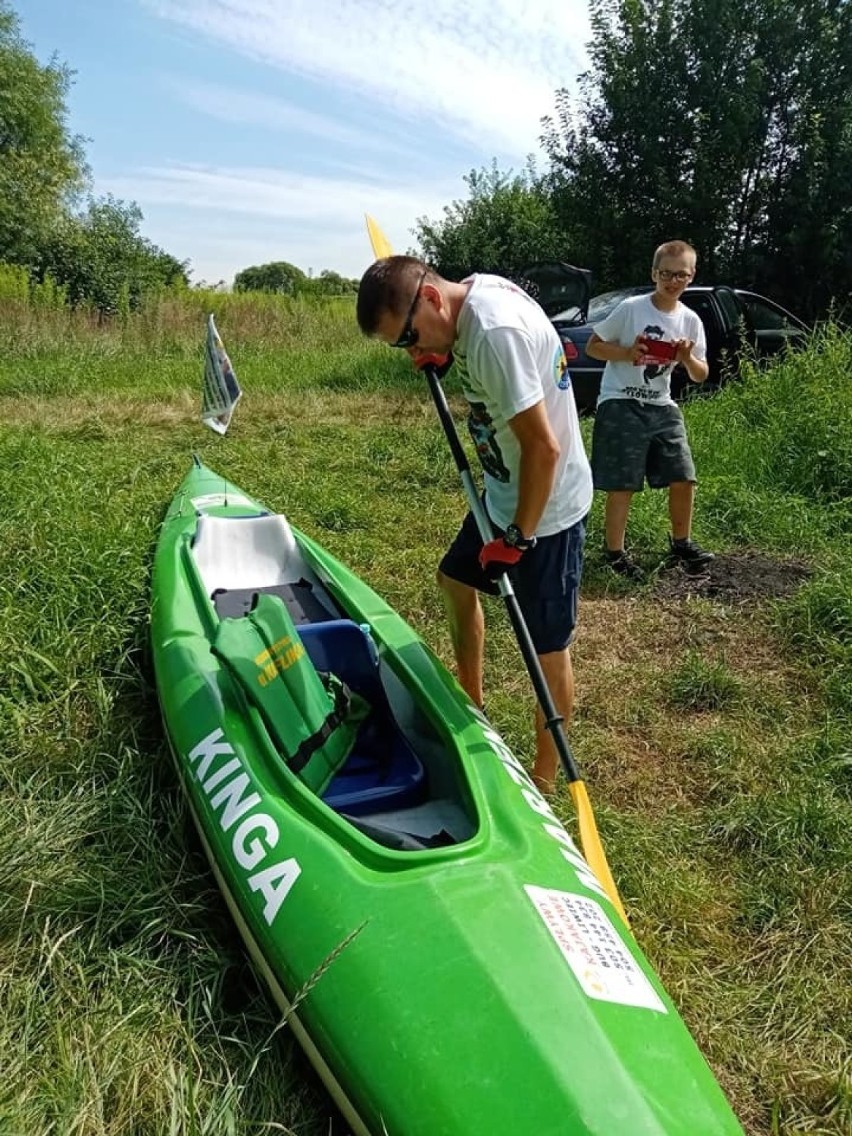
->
<box><xmin>604</xmin><ymin>548</ymin><xmax>645</xmax><ymax>581</ymax></box>
<box><xmin>667</xmin><ymin>537</ymin><xmax>715</xmax><ymax>571</ymax></box>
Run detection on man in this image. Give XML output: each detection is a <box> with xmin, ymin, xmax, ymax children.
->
<box><xmin>356</xmin><ymin>256</ymin><xmax>592</xmax><ymax>793</ymax></box>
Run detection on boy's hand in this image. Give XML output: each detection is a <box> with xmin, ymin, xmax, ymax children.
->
<box><xmin>624</xmin><ymin>336</ymin><xmax>647</xmax><ymax>365</ymax></box>
<box><xmin>674</xmin><ymin>338</ymin><xmax>695</xmax><ymax>365</ymax></box>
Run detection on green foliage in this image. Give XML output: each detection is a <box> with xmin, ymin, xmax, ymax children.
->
<box><xmin>37</xmin><ymin>196</ymin><xmax>190</xmax><ymax>315</ymax></box>
<box><xmin>541</xmin><ymin>0</ymin><xmax>852</xmax><ymax>316</ymax></box>
<box><xmin>234</xmin><ymin>261</ymin><xmax>358</xmax><ymax>297</ymax></box>
<box><xmin>668</xmin><ymin>652</ymin><xmax>743</xmax><ymax>712</ymax></box>
<box><xmin>0</xmin><ymin>1</ymin><xmax>88</xmax><ymax>268</ymax></box>
<box><xmin>414</xmin><ymin>161</ymin><xmax>563</xmax><ymax>280</ymax></box>
<box><xmin>0</xmin><ymin>259</ymin><xmax>29</xmax><ymax>300</ymax></box>
<box><xmin>0</xmin><ymin>4</ymin><xmax>188</xmax><ymax>313</ymax></box>
<box><xmin>234</xmin><ymin>260</ymin><xmax>307</xmax><ymax>295</ymax></box>
<box><xmin>690</xmin><ymin>326</ymin><xmax>852</xmax><ymax>515</ymax></box>
<box><xmin>302</xmin><ymin>269</ymin><xmax>359</xmax><ymax>297</ymax></box>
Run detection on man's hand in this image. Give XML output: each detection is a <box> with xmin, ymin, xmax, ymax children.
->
<box><xmin>479</xmin><ymin>537</ymin><xmax>524</xmax><ymax>579</ymax></box>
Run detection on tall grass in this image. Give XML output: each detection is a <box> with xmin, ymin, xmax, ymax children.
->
<box><xmin>0</xmin><ymin>292</ymin><xmax>850</xmax><ymax>1134</ymax></box>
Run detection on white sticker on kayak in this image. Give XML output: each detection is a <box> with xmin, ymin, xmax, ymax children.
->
<box><xmin>526</xmin><ymin>886</ymin><xmax>667</xmax><ymax>1013</ymax></box>
<box><xmin>190</xmin><ymin>493</ymin><xmax>255</xmax><ymax>510</ymax></box>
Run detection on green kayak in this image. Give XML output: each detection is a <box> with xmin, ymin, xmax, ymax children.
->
<box><xmin>150</xmin><ymin>459</ymin><xmax>744</xmax><ymax>1136</ymax></box>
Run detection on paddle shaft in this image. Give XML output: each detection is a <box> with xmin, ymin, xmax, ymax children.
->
<box><xmin>423</xmin><ymin>364</ymin><xmax>583</xmax><ymax>785</ymax></box>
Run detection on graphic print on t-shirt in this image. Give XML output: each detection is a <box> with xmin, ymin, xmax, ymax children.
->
<box><xmin>467</xmin><ymin>402</ymin><xmax>509</xmax><ymax>482</ymax></box>
<box><xmin>555</xmin><ymin>346</ymin><xmax>571</xmax><ymax>390</ymax></box>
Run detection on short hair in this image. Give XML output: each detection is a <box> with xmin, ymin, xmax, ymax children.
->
<box><xmin>357</xmin><ymin>255</ymin><xmax>430</xmax><ymax>336</ymax></box>
<box><xmin>652</xmin><ymin>240</ymin><xmax>697</xmax><ymax>270</ymax></box>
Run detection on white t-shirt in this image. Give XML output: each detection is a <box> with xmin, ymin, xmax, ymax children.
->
<box><xmin>593</xmin><ymin>294</ymin><xmax>706</xmax><ymax>406</ymax></box>
<box><xmin>451</xmin><ymin>274</ymin><xmax>592</xmax><ymax>537</ymax></box>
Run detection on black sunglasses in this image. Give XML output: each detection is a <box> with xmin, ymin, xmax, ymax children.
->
<box><xmin>390</xmin><ymin>269</ymin><xmax>427</xmax><ymax>348</ymax></box>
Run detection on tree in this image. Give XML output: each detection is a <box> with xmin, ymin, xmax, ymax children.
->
<box><xmin>233</xmin><ymin>261</ymin><xmax>307</xmax><ymax>295</ymax></box>
<box><xmin>414</xmin><ymin>162</ymin><xmax>564</xmax><ymax>281</ymax></box>
<box><xmin>0</xmin><ymin>1</ymin><xmax>87</xmax><ymax>268</ymax></box>
<box><xmin>38</xmin><ymin>196</ymin><xmax>190</xmax><ymax>313</ymax></box>
<box><xmin>542</xmin><ymin>0</ymin><xmax>852</xmax><ymax>316</ymax></box>
<box><xmin>311</xmin><ymin>269</ymin><xmax>358</xmax><ymax>296</ymax></box>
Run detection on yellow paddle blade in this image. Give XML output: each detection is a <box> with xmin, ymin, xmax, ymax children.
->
<box><xmin>365</xmin><ymin>214</ymin><xmax>394</xmax><ymax>259</ymax></box>
<box><xmin>568</xmin><ymin>779</ymin><xmax>631</xmax><ymax>929</ymax></box>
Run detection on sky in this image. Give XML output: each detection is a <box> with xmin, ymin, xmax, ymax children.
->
<box><xmin>16</xmin><ymin>0</ymin><xmax>592</xmax><ymax>287</ymax></box>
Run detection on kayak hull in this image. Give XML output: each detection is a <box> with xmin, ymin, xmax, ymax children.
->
<box><xmin>150</xmin><ymin>460</ymin><xmax>743</xmax><ymax>1136</ymax></box>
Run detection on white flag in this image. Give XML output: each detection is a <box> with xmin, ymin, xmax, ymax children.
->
<box><xmin>202</xmin><ymin>313</ymin><xmax>242</xmax><ymax>434</ymax></box>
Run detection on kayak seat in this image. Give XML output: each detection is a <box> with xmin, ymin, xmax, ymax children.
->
<box><xmin>192</xmin><ymin>513</ymin><xmax>302</xmax><ymax>596</ymax></box>
<box><xmin>298</xmin><ymin>620</ymin><xmax>427</xmax><ymax>817</ymax></box>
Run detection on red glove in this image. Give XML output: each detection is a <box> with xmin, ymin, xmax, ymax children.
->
<box><xmin>415</xmin><ymin>352</ymin><xmax>454</xmax><ymax>377</ymax></box>
<box><xmin>479</xmin><ymin>537</ymin><xmax>524</xmax><ymax>579</ymax></box>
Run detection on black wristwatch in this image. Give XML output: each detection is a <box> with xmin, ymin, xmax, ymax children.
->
<box><xmin>504</xmin><ymin>523</ymin><xmax>536</xmax><ymax>550</ymax></box>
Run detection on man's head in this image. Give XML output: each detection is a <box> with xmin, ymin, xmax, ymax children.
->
<box><xmin>651</xmin><ymin>240</ymin><xmax>697</xmax><ymax>301</ymax></box>
<box><xmin>356</xmin><ymin>256</ymin><xmax>456</xmax><ymax>360</ymax></box>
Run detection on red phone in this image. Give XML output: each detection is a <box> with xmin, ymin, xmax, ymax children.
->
<box><xmin>640</xmin><ymin>336</ymin><xmax>677</xmax><ymax>362</ymax></box>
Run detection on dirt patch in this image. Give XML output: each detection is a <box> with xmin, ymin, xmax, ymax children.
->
<box><xmin>650</xmin><ymin>550</ymin><xmax>812</xmax><ymax>604</ymax></box>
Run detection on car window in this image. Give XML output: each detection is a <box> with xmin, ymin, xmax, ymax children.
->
<box><xmin>551</xmin><ymin>304</ymin><xmax>583</xmax><ymax>323</ymax></box>
<box><xmin>680</xmin><ymin>292</ymin><xmax>714</xmax><ymax>325</ymax></box>
<box><xmin>714</xmin><ymin>288</ymin><xmax>743</xmax><ymax>328</ymax></box>
<box><xmin>586</xmin><ymin>288</ymin><xmax>649</xmax><ymax>323</ymax></box>
<box><xmin>738</xmin><ymin>293</ymin><xmax>799</xmax><ymax>331</ymax></box>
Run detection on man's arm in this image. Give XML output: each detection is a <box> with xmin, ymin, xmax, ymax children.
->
<box><xmin>586</xmin><ymin>331</ymin><xmax>645</xmax><ymax>364</ymax></box>
<box><xmin>506</xmin><ymin>400</ymin><xmax>561</xmax><ymax>538</ymax></box>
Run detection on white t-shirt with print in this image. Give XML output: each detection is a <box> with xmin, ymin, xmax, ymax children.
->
<box><xmin>593</xmin><ymin>294</ymin><xmax>706</xmax><ymax>406</ymax></box>
<box><xmin>451</xmin><ymin>274</ymin><xmax>592</xmax><ymax>537</ymax></box>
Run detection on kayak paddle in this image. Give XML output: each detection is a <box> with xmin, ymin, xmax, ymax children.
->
<box><xmin>421</xmin><ymin>358</ymin><xmax>629</xmax><ymax>928</ymax></box>
<box><xmin>365</xmin><ymin>214</ymin><xmax>393</xmax><ymax>259</ymax></box>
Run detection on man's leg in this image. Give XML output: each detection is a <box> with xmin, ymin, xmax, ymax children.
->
<box><xmin>533</xmin><ymin>647</ymin><xmax>574</xmax><ymax>794</ymax></box>
<box><xmin>437</xmin><ymin>569</ymin><xmax>485</xmax><ymax>708</ymax></box>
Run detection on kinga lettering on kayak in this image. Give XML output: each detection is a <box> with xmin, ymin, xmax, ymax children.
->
<box><xmin>469</xmin><ymin>707</ymin><xmax>608</xmax><ymax>904</ymax></box>
<box><xmin>187</xmin><ymin>728</ymin><xmax>301</xmax><ymax>925</ymax></box>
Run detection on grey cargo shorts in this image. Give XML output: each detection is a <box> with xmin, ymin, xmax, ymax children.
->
<box><xmin>591</xmin><ymin>399</ymin><xmax>696</xmax><ymax>491</ymax></box>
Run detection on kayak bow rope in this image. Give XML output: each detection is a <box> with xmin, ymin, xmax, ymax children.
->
<box><xmin>364</xmin><ymin>218</ymin><xmax>629</xmax><ymax>928</ymax></box>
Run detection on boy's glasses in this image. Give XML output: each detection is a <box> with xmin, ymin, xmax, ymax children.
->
<box><xmin>390</xmin><ymin>269</ymin><xmax>427</xmax><ymax>348</ymax></box>
<box><xmin>655</xmin><ymin>269</ymin><xmax>694</xmax><ymax>283</ymax></box>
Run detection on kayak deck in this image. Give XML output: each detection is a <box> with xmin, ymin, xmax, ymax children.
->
<box><xmin>190</xmin><ymin>509</ymin><xmax>477</xmax><ymax>849</ymax></box>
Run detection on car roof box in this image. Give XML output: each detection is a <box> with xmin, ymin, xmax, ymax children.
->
<box><xmin>516</xmin><ymin>261</ymin><xmax>592</xmax><ymax>321</ymax></box>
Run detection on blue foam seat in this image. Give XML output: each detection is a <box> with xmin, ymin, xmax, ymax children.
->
<box><xmin>298</xmin><ymin>621</ymin><xmax>427</xmax><ymax>816</ymax></box>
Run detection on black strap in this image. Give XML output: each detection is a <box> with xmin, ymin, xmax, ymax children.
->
<box><xmin>288</xmin><ymin>673</ymin><xmax>352</xmax><ymax>774</ymax></box>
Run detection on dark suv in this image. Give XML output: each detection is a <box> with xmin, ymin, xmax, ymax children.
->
<box><xmin>519</xmin><ymin>263</ymin><xmax>809</xmax><ymax>414</ymax></box>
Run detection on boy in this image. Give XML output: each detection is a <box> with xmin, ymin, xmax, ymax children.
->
<box><xmin>586</xmin><ymin>239</ymin><xmax>714</xmax><ymax>579</ymax></box>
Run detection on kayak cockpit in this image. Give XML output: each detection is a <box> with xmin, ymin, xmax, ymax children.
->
<box><xmin>188</xmin><ymin>511</ymin><xmax>478</xmax><ymax>852</ymax></box>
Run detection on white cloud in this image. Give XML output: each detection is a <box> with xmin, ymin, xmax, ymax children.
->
<box><xmin>147</xmin><ymin>0</ymin><xmax>591</xmax><ymax>157</ymax></box>
<box><xmin>102</xmin><ymin>162</ymin><xmax>467</xmax><ymax>280</ymax></box>
<box><xmin>169</xmin><ymin>79</ymin><xmax>418</xmax><ymax>160</ymax></box>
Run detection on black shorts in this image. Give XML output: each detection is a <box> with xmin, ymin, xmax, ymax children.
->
<box><xmin>438</xmin><ymin>510</ymin><xmax>587</xmax><ymax>654</ymax></box>
<box><xmin>591</xmin><ymin>399</ymin><xmax>696</xmax><ymax>491</ymax></box>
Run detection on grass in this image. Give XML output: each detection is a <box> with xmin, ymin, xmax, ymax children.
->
<box><xmin>0</xmin><ymin>292</ymin><xmax>850</xmax><ymax>1135</ymax></box>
